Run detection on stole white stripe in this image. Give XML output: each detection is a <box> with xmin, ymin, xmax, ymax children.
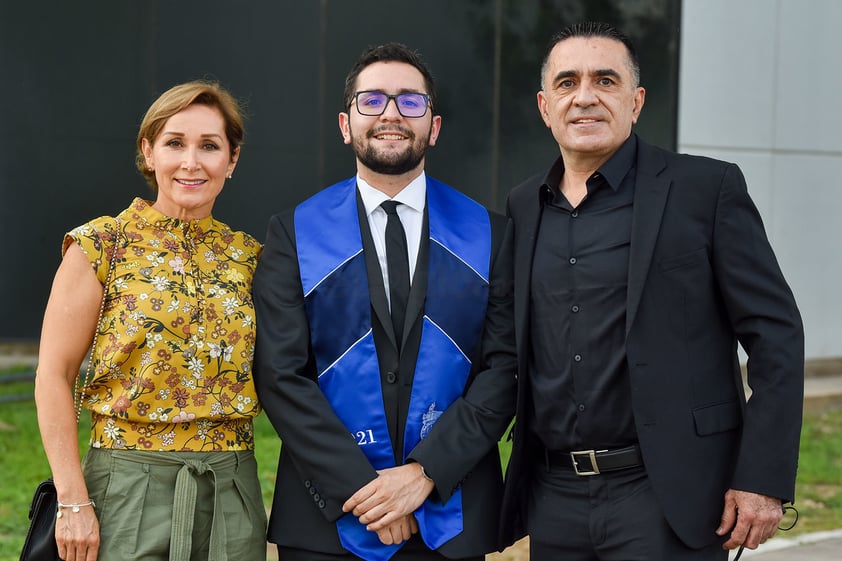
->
<box><xmin>304</xmin><ymin>248</ymin><xmax>364</xmax><ymax>298</ymax></box>
<box><xmin>318</xmin><ymin>328</ymin><xmax>374</xmax><ymax>378</ymax></box>
<box><xmin>424</xmin><ymin>316</ymin><xmax>473</xmax><ymax>365</ymax></box>
<box><xmin>429</xmin><ymin>237</ymin><xmax>489</xmax><ymax>284</ymax></box>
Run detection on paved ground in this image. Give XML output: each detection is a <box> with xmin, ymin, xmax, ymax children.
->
<box><xmin>736</xmin><ymin>529</ymin><xmax>842</xmax><ymax>560</ymax></box>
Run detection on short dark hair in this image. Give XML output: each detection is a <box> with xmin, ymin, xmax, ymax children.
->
<box><xmin>343</xmin><ymin>42</ymin><xmax>438</xmax><ymax>115</ymax></box>
<box><xmin>540</xmin><ymin>22</ymin><xmax>640</xmax><ymax>88</ymax></box>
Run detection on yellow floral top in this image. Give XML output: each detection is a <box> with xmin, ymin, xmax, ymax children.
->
<box><xmin>65</xmin><ymin>198</ymin><xmax>262</xmax><ymax>451</ymax></box>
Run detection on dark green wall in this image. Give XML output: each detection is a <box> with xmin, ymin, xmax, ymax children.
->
<box><xmin>1</xmin><ymin>0</ymin><xmax>681</xmax><ymax>340</ymax></box>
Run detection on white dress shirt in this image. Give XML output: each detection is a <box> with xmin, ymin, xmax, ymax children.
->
<box><xmin>356</xmin><ymin>173</ymin><xmax>426</xmax><ymax>310</ymax></box>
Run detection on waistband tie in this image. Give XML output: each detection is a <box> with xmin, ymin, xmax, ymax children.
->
<box><xmin>111</xmin><ymin>450</ymin><xmax>238</xmax><ymax>561</ymax></box>
<box><xmin>172</xmin><ymin>459</ymin><xmax>226</xmax><ymax>561</ymax></box>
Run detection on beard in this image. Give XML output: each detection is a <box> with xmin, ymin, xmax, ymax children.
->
<box><xmin>350</xmin><ymin>123</ymin><xmax>431</xmax><ymax>175</ymax></box>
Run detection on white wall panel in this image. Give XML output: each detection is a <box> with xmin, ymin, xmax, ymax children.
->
<box><xmin>774</xmin><ymin>0</ymin><xmax>842</xmax><ymax>152</ymax></box>
<box><xmin>679</xmin><ymin>0</ymin><xmax>842</xmax><ymax>358</ymax></box>
<box><xmin>678</xmin><ymin>0</ymin><xmax>777</xmax><ymax>149</ymax></box>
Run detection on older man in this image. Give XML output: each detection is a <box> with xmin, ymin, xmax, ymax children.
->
<box><xmin>500</xmin><ymin>22</ymin><xmax>804</xmax><ymax>561</ymax></box>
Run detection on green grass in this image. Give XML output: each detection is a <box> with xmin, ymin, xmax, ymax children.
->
<box><xmin>785</xmin><ymin>409</ymin><xmax>842</xmax><ymax>535</ymax></box>
<box><xmin>1</xmin><ymin>370</ymin><xmax>840</xmax><ymax>560</ymax></box>
<box><xmin>0</xmin><ymin>373</ymin><xmax>280</xmax><ymax>561</ymax></box>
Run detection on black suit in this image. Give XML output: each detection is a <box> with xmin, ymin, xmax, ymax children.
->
<box><xmin>500</xmin><ymin>137</ymin><xmax>804</xmax><ymax>550</ymax></box>
<box><xmin>254</xmin><ymin>184</ymin><xmax>516</xmax><ymax>558</ymax></box>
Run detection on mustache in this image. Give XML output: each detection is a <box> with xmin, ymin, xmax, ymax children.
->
<box><xmin>367</xmin><ymin>125</ymin><xmax>415</xmax><ymax>139</ymax></box>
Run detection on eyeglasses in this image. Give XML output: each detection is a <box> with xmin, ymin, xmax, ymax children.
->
<box><xmin>352</xmin><ymin>90</ymin><xmax>430</xmax><ymax>118</ymax></box>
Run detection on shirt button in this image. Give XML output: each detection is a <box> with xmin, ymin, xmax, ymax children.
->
<box><xmin>574</xmin><ymin>354</ymin><xmax>582</xmax><ymax>362</ymax></box>
<box><xmin>571</xmin><ymin>305</ymin><xmax>580</xmax><ymax>313</ymax></box>
<box><xmin>386</xmin><ymin>371</ymin><xmax>397</xmax><ymax>384</ymax></box>
<box><xmin>569</xmin><ymin>257</ymin><xmax>577</xmax><ymax>265</ymax></box>
<box><xmin>578</xmin><ymin>403</ymin><xmax>586</xmax><ymax>412</ymax></box>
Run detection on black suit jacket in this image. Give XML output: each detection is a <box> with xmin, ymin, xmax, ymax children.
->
<box><xmin>500</xmin><ymin>137</ymin><xmax>804</xmax><ymax>549</ymax></box>
<box><xmin>254</xmin><ymin>186</ymin><xmax>516</xmax><ymax>558</ymax></box>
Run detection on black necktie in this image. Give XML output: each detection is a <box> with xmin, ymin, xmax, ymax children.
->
<box><xmin>381</xmin><ymin>200</ymin><xmax>410</xmax><ymax>343</ymax></box>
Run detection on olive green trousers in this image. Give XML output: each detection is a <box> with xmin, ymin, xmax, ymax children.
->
<box><xmin>83</xmin><ymin>448</ymin><xmax>267</xmax><ymax>561</ymax></box>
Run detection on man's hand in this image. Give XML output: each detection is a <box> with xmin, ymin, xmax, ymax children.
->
<box><xmin>342</xmin><ymin>463</ymin><xmax>435</xmax><ymax>531</ymax></box>
<box><xmin>375</xmin><ymin>514</ymin><xmax>419</xmax><ymax>545</ymax></box>
<box><xmin>717</xmin><ymin>489</ymin><xmax>783</xmax><ymax>550</ymax></box>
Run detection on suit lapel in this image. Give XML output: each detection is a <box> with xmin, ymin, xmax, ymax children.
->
<box><xmin>356</xmin><ymin>192</ymin><xmax>397</xmax><ymax>349</ymax></box>
<box><xmin>626</xmin><ymin>142</ymin><xmax>671</xmax><ymax>333</ymax></box>
<box><xmin>513</xmin><ymin>186</ymin><xmax>543</xmax><ymax>363</ymax></box>
<box><xmin>402</xmin><ymin>210</ymin><xmax>429</xmax><ymax>350</ymax></box>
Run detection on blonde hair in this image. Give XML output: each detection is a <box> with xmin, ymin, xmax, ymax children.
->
<box><xmin>135</xmin><ymin>81</ymin><xmax>244</xmax><ymax>190</ymax></box>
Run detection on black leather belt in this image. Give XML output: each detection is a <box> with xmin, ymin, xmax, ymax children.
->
<box><xmin>544</xmin><ymin>445</ymin><xmax>643</xmax><ymax>476</ymax></box>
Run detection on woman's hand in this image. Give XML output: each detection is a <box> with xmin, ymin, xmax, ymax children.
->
<box><xmin>56</xmin><ymin>504</ymin><xmax>100</xmax><ymax>561</ymax></box>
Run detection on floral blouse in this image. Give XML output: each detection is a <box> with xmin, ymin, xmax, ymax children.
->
<box><xmin>65</xmin><ymin>198</ymin><xmax>262</xmax><ymax>451</ymax></box>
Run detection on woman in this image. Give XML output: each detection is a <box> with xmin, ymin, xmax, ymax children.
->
<box><xmin>35</xmin><ymin>81</ymin><xmax>266</xmax><ymax>561</ymax></box>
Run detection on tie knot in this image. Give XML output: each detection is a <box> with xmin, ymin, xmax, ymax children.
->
<box><xmin>183</xmin><ymin>459</ymin><xmax>211</xmax><ymax>475</ymax></box>
<box><xmin>381</xmin><ymin>200</ymin><xmax>401</xmax><ymax>215</ymax></box>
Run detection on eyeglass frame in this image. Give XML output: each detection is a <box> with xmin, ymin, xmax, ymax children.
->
<box><xmin>351</xmin><ymin>90</ymin><xmax>432</xmax><ymax>118</ymax></box>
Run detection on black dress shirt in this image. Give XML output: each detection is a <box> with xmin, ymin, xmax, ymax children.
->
<box><xmin>528</xmin><ymin>135</ymin><xmax>639</xmax><ymax>451</ymax></box>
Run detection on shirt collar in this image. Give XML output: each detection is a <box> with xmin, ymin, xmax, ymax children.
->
<box><xmin>598</xmin><ymin>134</ymin><xmax>637</xmax><ymax>192</ymax></box>
<box><xmin>357</xmin><ymin>172</ymin><xmax>427</xmax><ymax>217</ymax></box>
<box><xmin>129</xmin><ymin>197</ymin><xmax>216</xmax><ymax>232</ymax></box>
<box><xmin>538</xmin><ymin>134</ymin><xmax>638</xmax><ymax>203</ymax></box>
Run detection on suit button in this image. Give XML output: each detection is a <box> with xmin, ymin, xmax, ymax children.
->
<box><xmin>304</xmin><ymin>480</ymin><xmax>311</xmax><ymax>488</ymax></box>
<box><xmin>386</xmin><ymin>371</ymin><xmax>397</xmax><ymax>384</ymax></box>
<box><xmin>313</xmin><ymin>493</ymin><xmax>321</xmax><ymax>501</ymax></box>
<box><xmin>318</xmin><ymin>500</ymin><xmax>326</xmax><ymax>508</ymax></box>
<box><xmin>574</xmin><ymin>354</ymin><xmax>582</xmax><ymax>362</ymax></box>
<box><xmin>309</xmin><ymin>487</ymin><xmax>315</xmax><ymax>495</ymax></box>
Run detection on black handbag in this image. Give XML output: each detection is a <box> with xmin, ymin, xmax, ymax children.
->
<box><xmin>19</xmin><ymin>478</ymin><xmax>59</xmax><ymax>561</ymax></box>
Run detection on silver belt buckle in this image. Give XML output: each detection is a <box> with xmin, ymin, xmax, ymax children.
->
<box><xmin>570</xmin><ymin>449</ymin><xmax>603</xmax><ymax>476</ymax></box>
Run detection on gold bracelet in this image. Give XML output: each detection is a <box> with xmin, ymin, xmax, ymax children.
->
<box><xmin>56</xmin><ymin>499</ymin><xmax>96</xmax><ymax>518</ymax></box>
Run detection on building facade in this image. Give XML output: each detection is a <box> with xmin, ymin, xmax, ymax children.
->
<box><xmin>679</xmin><ymin>0</ymin><xmax>842</xmax><ymax>358</ymax></box>
<box><xmin>3</xmin><ymin>0</ymin><xmax>838</xmax><ymax>360</ymax></box>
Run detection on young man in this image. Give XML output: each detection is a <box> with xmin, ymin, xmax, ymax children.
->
<box><xmin>254</xmin><ymin>43</ymin><xmax>516</xmax><ymax>561</ymax></box>
<box><xmin>500</xmin><ymin>22</ymin><xmax>804</xmax><ymax>561</ymax></box>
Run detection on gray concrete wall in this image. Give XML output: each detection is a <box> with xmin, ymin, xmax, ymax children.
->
<box><xmin>678</xmin><ymin>0</ymin><xmax>842</xmax><ymax>359</ymax></box>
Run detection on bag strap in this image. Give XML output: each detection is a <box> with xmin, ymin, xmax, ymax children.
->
<box><xmin>73</xmin><ymin>218</ymin><xmax>122</xmax><ymax>423</ymax></box>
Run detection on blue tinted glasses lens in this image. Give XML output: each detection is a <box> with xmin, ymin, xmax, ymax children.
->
<box><xmin>395</xmin><ymin>93</ymin><xmax>428</xmax><ymax>117</ymax></box>
<box><xmin>356</xmin><ymin>92</ymin><xmax>428</xmax><ymax>117</ymax></box>
<box><xmin>356</xmin><ymin>91</ymin><xmax>389</xmax><ymax>114</ymax></box>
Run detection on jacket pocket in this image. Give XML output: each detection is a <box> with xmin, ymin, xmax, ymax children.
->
<box><xmin>692</xmin><ymin>400</ymin><xmax>741</xmax><ymax>436</ymax></box>
<box><xmin>658</xmin><ymin>247</ymin><xmax>708</xmax><ymax>273</ymax></box>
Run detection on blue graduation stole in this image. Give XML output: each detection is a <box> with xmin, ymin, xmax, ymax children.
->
<box><xmin>294</xmin><ymin>176</ymin><xmax>490</xmax><ymax>561</ymax></box>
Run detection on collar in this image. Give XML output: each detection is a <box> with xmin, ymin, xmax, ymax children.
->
<box><xmin>538</xmin><ymin>134</ymin><xmax>638</xmax><ymax>204</ymax></box>
<box><xmin>598</xmin><ymin>134</ymin><xmax>638</xmax><ymax>191</ymax></box>
<box><xmin>127</xmin><ymin>197</ymin><xmax>216</xmax><ymax>233</ymax></box>
<box><xmin>357</xmin><ymin>172</ymin><xmax>427</xmax><ymax>217</ymax></box>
